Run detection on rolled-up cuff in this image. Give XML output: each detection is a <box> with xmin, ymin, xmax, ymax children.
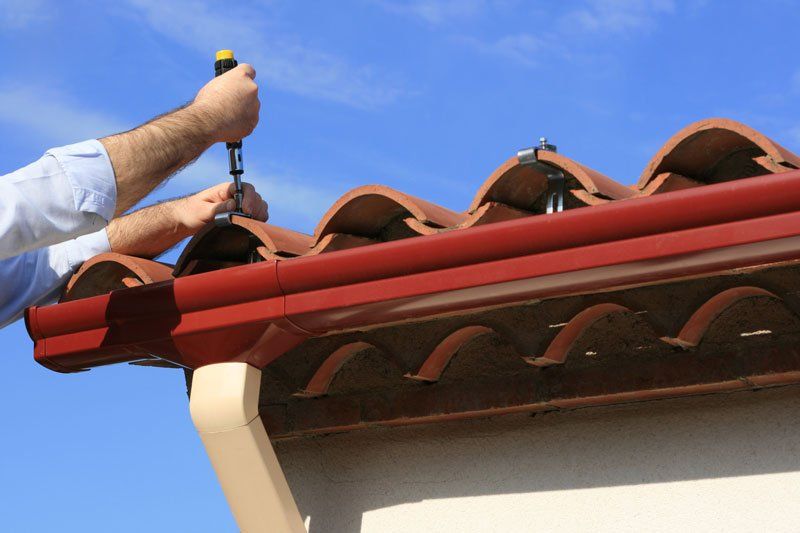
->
<box><xmin>46</xmin><ymin>139</ymin><xmax>117</xmax><ymax>222</ymax></box>
<box><xmin>65</xmin><ymin>229</ymin><xmax>112</xmax><ymax>271</ymax></box>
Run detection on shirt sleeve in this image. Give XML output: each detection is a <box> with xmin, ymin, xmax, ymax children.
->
<box><xmin>0</xmin><ymin>229</ymin><xmax>111</xmax><ymax>329</ymax></box>
<box><xmin>0</xmin><ymin>139</ymin><xmax>117</xmax><ymax>260</ymax></box>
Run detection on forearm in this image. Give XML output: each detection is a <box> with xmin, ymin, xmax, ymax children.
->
<box><xmin>107</xmin><ymin>178</ymin><xmax>268</xmax><ymax>259</ymax></box>
<box><xmin>100</xmin><ymin>63</ymin><xmax>258</xmax><ymax>217</ymax></box>
<box><xmin>99</xmin><ymin>104</ymin><xmax>215</xmax><ymax>216</ymax></box>
<box><xmin>106</xmin><ymin>200</ymin><xmax>193</xmax><ymax>259</ymax></box>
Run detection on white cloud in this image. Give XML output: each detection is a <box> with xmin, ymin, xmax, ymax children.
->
<box><xmin>0</xmin><ymin>0</ymin><xmax>50</xmax><ymax>29</ymax></box>
<box><xmin>462</xmin><ymin>34</ymin><xmax>546</xmax><ymax>67</ymax></box>
<box><xmin>123</xmin><ymin>0</ymin><xmax>406</xmax><ymax>109</ymax></box>
<box><xmin>249</xmin><ymin>172</ymin><xmax>339</xmax><ymax>228</ymax></box>
<box><xmin>373</xmin><ymin>0</ymin><xmax>490</xmax><ymax>24</ymax></box>
<box><xmin>567</xmin><ymin>0</ymin><xmax>675</xmax><ymax>33</ymax></box>
<box><xmin>376</xmin><ymin>0</ymin><xmax>675</xmax><ymax>33</ymax></box>
<box><xmin>176</xmin><ymin>156</ymin><xmax>337</xmax><ymax>228</ymax></box>
<box><xmin>453</xmin><ymin>0</ymin><xmax>678</xmax><ymax>68</ymax></box>
<box><xmin>0</xmin><ymin>85</ymin><xmax>127</xmax><ymax>144</ymax></box>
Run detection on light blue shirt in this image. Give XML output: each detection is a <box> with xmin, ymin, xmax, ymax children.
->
<box><xmin>0</xmin><ymin>140</ymin><xmax>116</xmax><ymax>328</ymax></box>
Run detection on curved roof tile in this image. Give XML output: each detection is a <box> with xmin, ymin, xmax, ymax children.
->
<box><xmin>639</xmin><ymin>118</ymin><xmax>800</xmax><ymax>190</ymax></box>
<box><xmin>60</xmin><ymin>118</ymin><xmax>800</xmax><ymax>301</ymax></box>
<box><xmin>470</xmin><ymin>153</ymin><xmax>636</xmax><ymax>215</ymax></box>
<box><xmin>406</xmin><ymin>325</ymin><xmax>494</xmax><ymax>382</ymax></box>
<box><xmin>524</xmin><ymin>303</ymin><xmax>640</xmax><ymax>367</ymax></box>
<box><xmin>665</xmin><ymin>286</ymin><xmax>780</xmax><ymax>348</ymax></box>
<box><xmin>313</xmin><ymin>185</ymin><xmax>466</xmax><ymax>245</ymax></box>
<box><xmin>62</xmin><ymin>253</ymin><xmax>173</xmax><ymax>302</ymax></box>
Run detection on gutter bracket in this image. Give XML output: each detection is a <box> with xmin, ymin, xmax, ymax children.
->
<box><xmin>517</xmin><ymin>137</ymin><xmax>564</xmax><ymax>214</ymax></box>
<box><xmin>214</xmin><ymin>211</ymin><xmax>252</xmax><ymax>228</ymax></box>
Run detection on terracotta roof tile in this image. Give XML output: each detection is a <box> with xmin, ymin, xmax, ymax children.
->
<box><xmin>167</xmin><ymin>117</ymin><xmax>800</xmax><ymax>269</ymax></box>
<box><xmin>638</xmin><ymin>118</ymin><xmax>800</xmax><ymax>192</ymax></box>
<box><xmin>54</xmin><ymin>117</ymin><xmax>800</xmax><ymax>294</ymax></box>
<box><xmin>62</xmin><ymin>253</ymin><xmax>173</xmax><ymax>302</ymax></box>
<box><xmin>663</xmin><ymin>286</ymin><xmax>780</xmax><ymax>348</ymax></box>
<box><xmin>313</xmin><ymin>185</ymin><xmax>467</xmax><ymax>242</ymax></box>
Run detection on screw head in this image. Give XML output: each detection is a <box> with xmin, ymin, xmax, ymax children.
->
<box><xmin>537</xmin><ymin>136</ymin><xmax>557</xmax><ymax>153</ymax></box>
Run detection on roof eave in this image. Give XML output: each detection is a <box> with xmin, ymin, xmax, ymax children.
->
<box><xmin>27</xmin><ymin>169</ymin><xmax>800</xmax><ymax>372</ymax></box>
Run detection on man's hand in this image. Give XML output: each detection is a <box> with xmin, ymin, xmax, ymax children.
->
<box><xmin>173</xmin><ymin>181</ymin><xmax>269</xmax><ymax>231</ymax></box>
<box><xmin>106</xmin><ymin>181</ymin><xmax>268</xmax><ymax>259</ymax></box>
<box><xmin>100</xmin><ymin>64</ymin><xmax>261</xmax><ymax>215</ymax></box>
<box><xmin>192</xmin><ymin>64</ymin><xmax>261</xmax><ymax>143</ymax></box>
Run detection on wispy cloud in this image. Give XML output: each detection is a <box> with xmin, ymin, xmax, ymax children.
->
<box><xmin>460</xmin><ymin>34</ymin><xmax>547</xmax><ymax>68</ymax></box>
<box><xmin>462</xmin><ymin>0</ymin><xmax>677</xmax><ymax>68</ymax></box>
<box><xmin>123</xmin><ymin>0</ymin><xmax>406</xmax><ymax>109</ymax></box>
<box><xmin>249</xmin><ymin>172</ymin><xmax>339</xmax><ymax>228</ymax></box>
<box><xmin>0</xmin><ymin>0</ymin><xmax>50</xmax><ymax>29</ymax></box>
<box><xmin>375</xmin><ymin>0</ymin><xmax>675</xmax><ymax>33</ymax></box>
<box><xmin>0</xmin><ymin>85</ymin><xmax>127</xmax><ymax>144</ymax></box>
<box><xmin>373</xmin><ymin>0</ymin><xmax>491</xmax><ymax>24</ymax></box>
<box><xmin>566</xmin><ymin>0</ymin><xmax>675</xmax><ymax>33</ymax></box>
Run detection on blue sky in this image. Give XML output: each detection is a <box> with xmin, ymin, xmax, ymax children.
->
<box><xmin>0</xmin><ymin>0</ymin><xmax>798</xmax><ymax>530</ymax></box>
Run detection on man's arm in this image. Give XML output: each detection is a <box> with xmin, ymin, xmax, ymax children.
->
<box><xmin>0</xmin><ymin>181</ymin><xmax>267</xmax><ymax>328</ymax></box>
<box><xmin>101</xmin><ymin>64</ymin><xmax>260</xmax><ymax>215</ymax></box>
<box><xmin>0</xmin><ymin>64</ymin><xmax>259</xmax><ymax>260</ymax></box>
<box><xmin>106</xmin><ymin>181</ymin><xmax>268</xmax><ymax>258</ymax></box>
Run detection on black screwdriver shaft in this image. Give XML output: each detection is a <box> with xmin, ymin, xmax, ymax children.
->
<box><xmin>214</xmin><ymin>52</ymin><xmax>245</xmax><ymax>212</ymax></box>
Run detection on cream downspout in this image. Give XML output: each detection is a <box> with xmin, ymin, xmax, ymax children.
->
<box><xmin>189</xmin><ymin>362</ymin><xmax>306</xmax><ymax>533</ymax></box>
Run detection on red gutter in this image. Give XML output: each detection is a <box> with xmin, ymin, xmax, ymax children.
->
<box><xmin>27</xmin><ymin>170</ymin><xmax>800</xmax><ymax>372</ymax></box>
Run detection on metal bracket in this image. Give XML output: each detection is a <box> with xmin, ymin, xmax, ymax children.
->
<box><xmin>214</xmin><ymin>211</ymin><xmax>252</xmax><ymax>228</ymax></box>
<box><xmin>517</xmin><ymin>137</ymin><xmax>564</xmax><ymax>214</ymax></box>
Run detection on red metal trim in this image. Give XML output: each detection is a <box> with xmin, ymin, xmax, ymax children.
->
<box><xmin>282</xmin><ymin>211</ymin><xmax>800</xmax><ymax>332</ymax></box>
<box><xmin>26</xmin><ymin>170</ymin><xmax>800</xmax><ymax>372</ymax></box>
<box><xmin>30</xmin><ymin>260</ymin><xmax>295</xmax><ymax>371</ymax></box>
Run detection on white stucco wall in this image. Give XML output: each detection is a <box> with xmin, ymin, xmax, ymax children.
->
<box><xmin>274</xmin><ymin>385</ymin><xmax>800</xmax><ymax>533</ymax></box>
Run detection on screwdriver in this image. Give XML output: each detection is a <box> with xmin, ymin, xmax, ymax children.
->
<box><xmin>214</xmin><ymin>49</ymin><xmax>246</xmax><ymax>215</ymax></box>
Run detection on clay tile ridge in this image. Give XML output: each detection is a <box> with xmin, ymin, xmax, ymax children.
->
<box><xmin>638</xmin><ymin>117</ymin><xmax>800</xmax><ymax>194</ymax></box>
<box><xmin>172</xmin><ymin>151</ymin><xmax>633</xmax><ymax>274</ymax></box>
<box><xmin>65</xmin><ymin>117</ymin><xmax>800</xmax><ymax>295</ymax></box>
<box><xmin>62</xmin><ymin>253</ymin><xmax>174</xmax><ymax>302</ymax></box>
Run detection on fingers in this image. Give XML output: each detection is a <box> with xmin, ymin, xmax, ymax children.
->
<box><xmin>221</xmin><ymin>181</ymin><xmax>268</xmax><ymax>221</ymax></box>
<box><xmin>204</xmin><ymin>181</ymin><xmax>232</xmax><ymax>202</ymax></box>
<box><xmin>240</xmin><ymin>182</ymin><xmax>268</xmax><ymax>221</ymax></box>
<box><xmin>255</xmin><ymin>198</ymin><xmax>269</xmax><ymax>222</ymax></box>
<box><xmin>236</xmin><ymin>63</ymin><xmax>256</xmax><ymax>80</ymax></box>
